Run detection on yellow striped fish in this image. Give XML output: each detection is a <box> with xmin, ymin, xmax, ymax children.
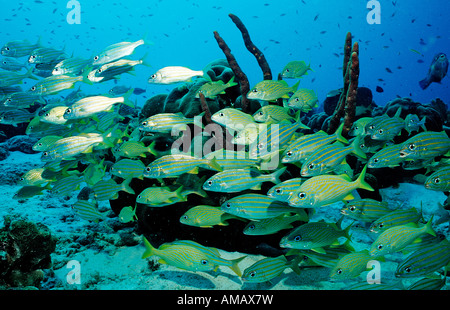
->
<box><xmin>72</xmin><ymin>199</ymin><xmax>105</xmax><ymax>223</ymax></box>
<box><xmin>340</xmin><ymin>198</ymin><xmax>391</xmax><ymax>222</ymax></box>
<box><xmin>0</xmin><ymin>68</ymin><xmax>38</xmax><ymax>87</ymax></box>
<box><xmin>112</xmin><ymin>140</ymin><xmax>157</xmax><ymax>158</ymax></box>
<box><xmin>52</xmin><ymin>57</ymin><xmax>92</xmax><ymax>76</ymax></box>
<box><xmin>287</xmin><ymin>88</ymin><xmax>319</xmax><ymax>113</ymax></box>
<box><xmin>29</xmin><ymin>74</ymin><xmax>91</xmax><ymax>96</ymax></box>
<box><xmin>292</xmin><ymin>245</ymin><xmax>353</xmax><ymax>269</ymax></box>
<box><xmin>288</xmin><ymin>165</ymin><xmax>374</xmax><ymax>208</ymax></box>
<box><xmin>367</xmin><ymin>143</ymin><xmax>405</xmax><ymax>168</ymax></box>
<box><xmin>395</xmin><ymin>238</ymin><xmax>450</xmax><ymax>278</ymax></box>
<box><xmin>267</xmin><ymin>178</ymin><xmax>305</xmax><ymax>202</ymax></box>
<box><xmin>179</xmin><ymin>205</ymin><xmax>238</xmax><ymax>228</ymax></box>
<box><xmin>348</xmin><ymin>117</ymin><xmax>373</xmax><ymax>137</ymax></box>
<box><xmin>243</xmin><ymin>213</ymin><xmax>307</xmax><ymax>235</ymax></box>
<box><xmin>93</xmin><ymin>178</ymin><xmax>135</xmax><ymax>201</ymax></box>
<box><xmin>141</xmin><ymin>237</ymin><xmax>217</xmax><ymax>272</ymax></box>
<box><xmin>39</xmin><ymin>106</ymin><xmax>69</xmax><ymax>125</ymax></box>
<box><xmin>49</xmin><ymin>175</ymin><xmax>84</xmax><ymax>197</ymax></box>
<box><xmin>369</xmin><ymin>208</ymin><xmax>422</xmax><ymax>233</ymax></box>
<box><xmin>143</xmin><ymin>154</ymin><xmax>222</xmax><ymax>179</ymax></box>
<box><xmin>136</xmin><ymin>185</ymin><xmax>186</xmax><ymax>206</ymax></box>
<box><xmin>110</xmin><ymin>158</ymin><xmax>145</xmax><ymax>180</ymax></box>
<box><xmin>28</xmin><ymin>47</ymin><xmax>67</xmax><ymax>64</ymax></box>
<box><xmin>241</xmin><ymin>255</ymin><xmax>301</xmax><ymax>283</ymax></box>
<box><xmin>148</xmin><ymin>66</ymin><xmax>203</xmax><ymax>84</ymax></box>
<box><xmin>329</xmin><ymin>250</ymin><xmax>383</xmax><ymax>281</ymax></box>
<box><xmin>1</xmin><ymin>38</ymin><xmax>41</xmax><ymax>57</ymax></box>
<box><xmin>407</xmin><ymin>276</ymin><xmax>447</xmax><ymax>290</ymax></box>
<box><xmin>399</xmin><ymin>131</ymin><xmax>450</xmax><ymax>160</ymax></box>
<box><xmin>18</xmin><ymin>168</ymin><xmax>54</xmax><ymax>186</ymax></box>
<box><xmin>369</xmin><ymin>107</ymin><xmax>405</xmax><ymax>141</ymax></box>
<box><xmin>211</xmin><ymin>108</ymin><xmax>256</xmax><ymax>132</ymax></box>
<box><xmin>369</xmin><ymin>217</ymin><xmax>436</xmax><ymax>256</ymax></box>
<box><xmin>247</xmin><ymin>80</ymin><xmax>300</xmax><ymax>101</ymax></box>
<box><xmin>300</xmin><ymin>136</ymin><xmax>366</xmax><ymax>177</ymax></box>
<box><xmin>139</xmin><ymin>112</ymin><xmax>201</xmax><ymax>133</ymax></box>
<box><xmin>424</xmin><ymin>166</ymin><xmax>450</xmax><ymax>191</ymax></box>
<box><xmin>92</xmin><ymin>39</ymin><xmax>145</xmax><ymax>66</ymax></box>
<box><xmin>253</xmin><ymin>105</ymin><xmax>294</xmax><ymax>123</ymax></box>
<box><xmin>281</xmin><ymin>60</ymin><xmax>313</xmax><ymax>78</ymax></box>
<box><xmin>203</xmin><ymin>167</ymin><xmax>286</xmax><ymax>193</ymax></box>
<box><xmin>203</xmin><ymin>149</ymin><xmax>260</xmax><ymax>170</ymax></box>
<box><xmin>221</xmin><ymin>193</ymin><xmax>301</xmax><ymax>221</ymax></box>
<box><xmin>281</xmin><ymin>123</ymin><xmax>348</xmax><ymax>164</ymax></box>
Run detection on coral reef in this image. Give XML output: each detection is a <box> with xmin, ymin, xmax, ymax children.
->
<box><xmin>0</xmin><ymin>216</ymin><xmax>57</xmax><ymax>288</ymax></box>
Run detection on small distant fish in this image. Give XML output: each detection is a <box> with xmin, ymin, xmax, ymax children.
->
<box><xmin>92</xmin><ymin>39</ymin><xmax>145</xmax><ymax>66</ymax></box>
<box><xmin>314</xmin><ymin>14</ymin><xmax>319</xmax><ymax>21</ymax></box>
<box><xmin>118</xmin><ymin>205</ymin><xmax>138</xmax><ymax>223</ymax></box>
<box><xmin>148</xmin><ymin>66</ymin><xmax>203</xmax><ymax>84</ymax></box>
<box><xmin>247</xmin><ymin>80</ymin><xmax>300</xmax><ymax>102</ymax></box>
<box><xmin>375</xmin><ymin>86</ymin><xmax>384</xmax><ymax>93</ymax></box>
<box><xmin>243</xmin><ymin>213</ymin><xmax>307</xmax><ymax>236</ymax></box>
<box><xmin>404</xmin><ymin>114</ymin><xmax>426</xmax><ymax>135</ymax></box>
<box><xmin>195</xmin><ymin>76</ymin><xmax>238</xmax><ymax>99</ymax></box>
<box><xmin>369</xmin><ymin>218</ymin><xmax>436</xmax><ymax>256</ymax></box>
<box><xmin>281</xmin><ymin>61</ymin><xmax>313</xmax><ymax>79</ymax></box>
<box><xmin>385</xmin><ymin>67</ymin><xmax>393</xmax><ymax>73</ymax></box>
<box><xmin>419</xmin><ymin>53</ymin><xmax>448</xmax><ymax>90</ymax></box>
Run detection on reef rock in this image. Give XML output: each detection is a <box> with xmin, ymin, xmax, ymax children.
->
<box><xmin>6</xmin><ymin>135</ymin><xmax>39</xmax><ymax>154</ymax></box>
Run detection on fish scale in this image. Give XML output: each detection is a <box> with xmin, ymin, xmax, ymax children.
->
<box><xmin>143</xmin><ymin>155</ymin><xmax>221</xmax><ymax>178</ymax></box>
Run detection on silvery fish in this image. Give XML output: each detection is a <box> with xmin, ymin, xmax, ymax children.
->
<box><xmin>148</xmin><ymin>66</ymin><xmax>203</xmax><ymax>84</ymax></box>
<box><xmin>1</xmin><ymin>38</ymin><xmax>41</xmax><ymax>57</ymax></box>
<box><xmin>0</xmin><ymin>57</ymin><xmax>28</xmax><ymax>71</ymax></box>
<box><xmin>32</xmin><ymin>135</ymin><xmax>63</xmax><ymax>152</ymax></box>
<box><xmin>0</xmin><ymin>109</ymin><xmax>35</xmax><ymax>127</ymax></box>
<box><xmin>40</xmin><ymin>106</ymin><xmax>69</xmax><ymax>125</ymax></box>
<box><xmin>399</xmin><ymin>131</ymin><xmax>450</xmax><ymax>160</ymax></box>
<box><xmin>52</xmin><ymin>57</ymin><xmax>92</xmax><ymax>76</ymax></box>
<box><xmin>1</xmin><ymin>91</ymin><xmax>45</xmax><ymax>108</ymax></box>
<box><xmin>203</xmin><ymin>167</ymin><xmax>286</xmax><ymax>193</ymax></box>
<box><xmin>94</xmin><ymin>56</ymin><xmax>149</xmax><ymax>78</ymax></box>
<box><xmin>0</xmin><ymin>68</ymin><xmax>38</xmax><ymax>87</ymax></box>
<box><xmin>29</xmin><ymin>74</ymin><xmax>91</xmax><ymax>96</ymax></box>
<box><xmin>247</xmin><ymin>80</ymin><xmax>300</xmax><ymax>101</ymax></box>
<box><xmin>288</xmin><ymin>165</ymin><xmax>374</xmax><ymax>208</ymax></box>
<box><xmin>139</xmin><ymin>112</ymin><xmax>201</xmax><ymax>133</ymax></box>
<box><xmin>369</xmin><ymin>218</ymin><xmax>436</xmax><ymax>256</ymax></box>
<box><xmin>281</xmin><ymin>60</ymin><xmax>313</xmax><ymax>79</ymax></box>
<box><xmin>92</xmin><ymin>39</ymin><xmax>145</xmax><ymax>66</ymax></box>
<box><xmin>28</xmin><ymin>47</ymin><xmax>67</xmax><ymax>64</ymax></box>
<box><xmin>211</xmin><ymin>108</ymin><xmax>256</xmax><ymax>132</ymax></box>
<box><xmin>63</xmin><ymin>91</ymin><xmax>134</xmax><ymax>119</ymax></box>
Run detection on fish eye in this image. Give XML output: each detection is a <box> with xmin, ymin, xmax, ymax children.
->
<box><xmin>2</xmin><ymin>61</ymin><xmax>6</xmax><ymax>64</ymax></box>
<box><xmin>257</xmin><ymin>142</ymin><xmax>264</xmax><ymax>149</ymax></box>
<box><xmin>378</xmin><ymin>129</ymin><xmax>383</xmax><ymax>134</ymax></box>
<box><xmin>369</xmin><ymin>125</ymin><xmax>375</xmax><ymax>130</ymax></box>
<box><xmin>141</xmin><ymin>121</ymin><xmax>147</xmax><ymax>126</ymax></box>
<box><xmin>403</xmin><ymin>266</ymin><xmax>412</xmax><ymax>273</ymax></box>
<box><xmin>298</xmin><ymin>192</ymin><xmax>306</xmax><ymax>199</ymax></box>
<box><xmin>94</xmin><ymin>55</ymin><xmax>99</xmax><ymax>60</ymax></box>
<box><xmin>336</xmin><ymin>269</ymin><xmax>343</xmax><ymax>275</ymax></box>
<box><xmin>66</xmin><ymin>108</ymin><xmax>71</xmax><ymax>113</ymax></box>
<box><xmin>225</xmin><ymin>202</ymin><xmax>231</xmax><ymax>208</ymax></box>
<box><xmin>252</xmin><ymin>88</ymin><xmax>258</xmax><ymax>93</ymax></box>
<box><xmin>439</xmin><ymin>54</ymin><xmax>446</xmax><ymax>59</ymax></box>
<box><xmin>249</xmin><ymin>271</ymin><xmax>257</xmax><ymax>277</ymax></box>
<box><xmin>45</xmin><ymin>113</ymin><xmax>50</xmax><ymax>117</ymax></box>
<box><xmin>294</xmin><ymin>235</ymin><xmax>302</xmax><ymax>241</ymax></box>
<box><xmin>37</xmin><ymin>143</ymin><xmax>42</xmax><ymax>146</ymax></box>
<box><xmin>151</xmin><ymin>74</ymin><xmax>156</xmax><ymax>79</ymax></box>
<box><xmin>219</xmin><ymin>112</ymin><xmax>224</xmax><ymax>117</ymax></box>
<box><xmin>97</xmin><ymin>68</ymin><xmax>103</xmax><ymax>73</ymax></box>
<box><xmin>285</xmin><ymin>69</ymin><xmax>289</xmax><ymax>72</ymax></box>
<box><xmin>30</xmin><ymin>86</ymin><xmax>36</xmax><ymax>91</ymax></box>
<box><xmin>373</xmin><ymin>158</ymin><xmax>379</xmax><ymax>163</ymax></box>
<box><xmin>258</xmin><ymin>111</ymin><xmax>263</xmax><ymax>116</ymax></box>
<box><xmin>43</xmin><ymin>152</ymin><xmax>48</xmax><ymax>156</ymax></box>
<box><xmin>201</xmin><ymin>259</ymin><xmax>208</xmax><ymax>265</ymax></box>
<box><xmin>286</xmin><ymin>151</ymin><xmax>293</xmax><ymax>157</ymax></box>
<box><xmin>377</xmin><ymin>244</ymin><xmax>383</xmax><ymax>250</ymax></box>
<box><xmin>182</xmin><ymin>215</ymin><xmax>188</xmax><ymax>220</ymax></box>
<box><xmin>30</xmin><ymin>55</ymin><xmax>36</xmax><ymax>59</ymax></box>
<box><xmin>145</xmin><ymin>167</ymin><xmax>151</xmax><ymax>172</ymax></box>
<box><xmin>434</xmin><ymin>177</ymin><xmax>441</xmax><ymax>184</ymax></box>
<box><xmin>294</xmin><ymin>98</ymin><xmax>300</xmax><ymax>102</ymax></box>
<box><xmin>4</xmin><ymin>47</ymin><xmax>9</xmax><ymax>51</ymax></box>
<box><xmin>248</xmin><ymin>224</ymin><xmax>255</xmax><ymax>230</ymax></box>
<box><xmin>408</xmin><ymin>143</ymin><xmax>416</xmax><ymax>150</ymax></box>
<box><xmin>275</xmin><ymin>188</ymin><xmax>282</xmax><ymax>194</ymax></box>
<box><xmin>349</xmin><ymin>205</ymin><xmax>356</xmax><ymax>211</ymax></box>
<box><xmin>137</xmin><ymin>195</ymin><xmax>141</xmax><ymax>199</ymax></box>
<box><xmin>207</xmin><ymin>180</ymin><xmax>213</xmax><ymax>186</ymax></box>
<box><xmin>378</xmin><ymin>223</ymin><xmax>384</xmax><ymax>228</ymax></box>
<box><xmin>308</xmin><ymin>164</ymin><xmax>314</xmax><ymax>170</ymax></box>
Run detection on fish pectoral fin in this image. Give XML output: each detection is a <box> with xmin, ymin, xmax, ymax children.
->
<box><xmin>343</xmin><ymin>192</ymin><xmax>355</xmax><ymax>201</ymax></box>
<box><xmin>311</xmin><ymin>247</ymin><xmax>327</xmax><ymax>254</ymax></box>
<box><xmin>250</xmin><ymin>184</ymin><xmax>262</xmax><ymax>190</ymax></box>
<box><xmin>187</xmin><ymin>166</ymin><xmax>199</xmax><ymax>174</ymax></box>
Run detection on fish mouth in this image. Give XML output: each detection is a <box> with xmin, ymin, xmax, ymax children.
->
<box><xmin>399</xmin><ymin>151</ymin><xmax>407</xmax><ymax>157</ymax></box>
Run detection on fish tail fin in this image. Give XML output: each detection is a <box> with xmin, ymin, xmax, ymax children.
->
<box><xmin>175</xmin><ymin>185</ymin><xmax>186</xmax><ymax>201</ymax></box>
<box><xmin>349</xmin><ymin>135</ymin><xmax>367</xmax><ymax>159</ymax></box>
<box><xmin>291</xmin><ymin>80</ymin><xmax>301</xmax><ymax>92</ymax></box>
<box><xmin>147</xmin><ymin>140</ymin><xmax>158</xmax><ymax>156</ymax></box>
<box><xmin>293</xmin><ymin>208</ymin><xmax>309</xmax><ymax>222</ymax></box>
<box><xmin>425</xmin><ymin>215</ymin><xmax>436</xmax><ymax>237</ymax></box>
<box><xmin>420</xmin><ymin>116</ymin><xmax>427</xmax><ymax>131</ymax></box>
<box><xmin>335</xmin><ymin>122</ymin><xmax>349</xmax><ymax>144</ymax></box>
<box><xmin>121</xmin><ymin>88</ymin><xmax>135</xmax><ymax>108</ymax></box>
<box><xmin>81</xmin><ymin>66</ymin><xmax>94</xmax><ymax>85</ymax></box>
<box><xmin>229</xmin><ymin>255</ymin><xmax>247</xmax><ymax>277</ymax></box>
<box><xmin>25</xmin><ymin>67</ymin><xmax>39</xmax><ymax>80</ymax></box>
<box><xmin>289</xmin><ymin>256</ymin><xmax>302</xmax><ymax>275</ymax></box>
<box><xmin>121</xmin><ymin>177</ymin><xmax>135</xmax><ymax>195</ymax></box>
<box><xmin>293</xmin><ymin>111</ymin><xmax>310</xmax><ymax>130</ymax></box>
<box><xmin>419</xmin><ymin>77</ymin><xmax>430</xmax><ymax>90</ymax></box>
<box><xmin>142</xmin><ymin>237</ymin><xmax>156</xmax><ymax>259</ymax></box>
<box><xmin>270</xmin><ymin>166</ymin><xmax>287</xmax><ymax>184</ymax></box>
<box><xmin>226</xmin><ymin>76</ymin><xmax>238</xmax><ymax>87</ymax></box>
<box><xmin>140</xmin><ymin>52</ymin><xmax>151</xmax><ymax>67</ymax></box>
<box><xmin>208</xmin><ymin>156</ymin><xmax>222</xmax><ymax>171</ymax></box>
<box><xmin>355</xmin><ymin>164</ymin><xmax>374</xmax><ymax>192</ymax></box>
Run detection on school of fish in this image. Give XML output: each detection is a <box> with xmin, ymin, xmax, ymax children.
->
<box><xmin>0</xmin><ymin>37</ymin><xmax>449</xmax><ymax>290</ymax></box>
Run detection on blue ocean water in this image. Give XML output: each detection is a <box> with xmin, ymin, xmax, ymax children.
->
<box><xmin>1</xmin><ymin>0</ymin><xmax>448</xmax><ymax>106</ymax></box>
